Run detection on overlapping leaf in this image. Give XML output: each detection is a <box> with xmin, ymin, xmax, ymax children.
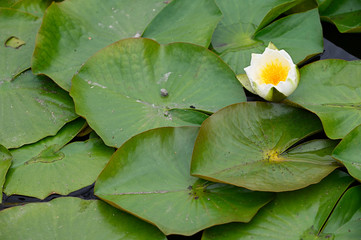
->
<box><xmin>0</xmin><ymin>70</ymin><xmax>78</xmax><ymax>148</ymax></box>
<box><xmin>4</xmin><ymin>118</ymin><xmax>114</xmax><ymax>199</ymax></box>
<box><xmin>95</xmin><ymin>127</ymin><xmax>273</xmax><ymax>236</ymax></box>
<box><xmin>318</xmin><ymin>0</ymin><xmax>361</xmax><ymax>33</ymax></box>
<box><xmin>287</xmin><ymin>59</ymin><xmax>361</xmax><ymax>139</ymax></box>
<box><xmin>32</xmin><ymin>0</ymin><xmax>171</xmax><ymax>90</ymax></box>
<box><xmin>143</xmin><ymin>0</ymin><xmax>222</xmax><ymax>46</ymax></box>
<box><xmin>71</xmin><ymin>38</ymin><xmax>245</xmax><ymax>148</ymax></box>
<box><xmin>191</xmin><ymin>102</ymin><xmax>339</xmax><ymax>192</ymax></box>
<box><xmin>212</xmin><ymin>0</ymin><xmax>323</xmax><ymax>75</ymax></box>
<box><xmin>0</xmin><ymin>145</ymin><xmax>12</xmax><ymax>203</ymax></box>
<box><xmin>322</xmin><ymin>185</ymin><xmax>361</xmax><ymax>238</ymax></box>
<box><xmin>11</xmin><ymin>0</ymin><xmax>54</xmax><ymax>17</ymax></box>
<box><xmin>0</xmin><ymin>197</ymin><xmax>167</xmax><ymax>240</ymax></box>
<box><xmin>333</xmin><ymin>124</ymin><xmax>361</xmax><ymax>181</ymax></box>
<box><xmin>202</xmin><ymin>171</ymin><xmax>354</xmax><ymax>240</ymax></box>
<box><xmin>0</xmin><ymin>7</ymin><xmax>41</xmax><ymax>81</ymax></box>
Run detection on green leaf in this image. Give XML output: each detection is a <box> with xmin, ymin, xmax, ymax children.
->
<box><xmin>332</xmin><ymin>124</ymin><xmax>361</xmax><ymax>181</ymax></box>
<box><xmin>202</xmin><ymin>170</ymin><xmax>354</xmax><ymax>240</ymax></box>
<box><xmin>0</xmin><ymin>70</ymin><xmax>78</xmax><ymax>149</ymax></box>
<box><xmin>212</xmin><ymin>1</ymin><xmax>323</xmax><ymax>75</ymax></box>
<box><xmin>0</xmin><ymin>8</ymin><xmax>41</xmax><ymax>81</ymax></box>
<box><xmin>0</xmin><ymin>145</ymin><xmax>12</xmax><ymax>203</ymax></box>
<box><xmin>70</xmin><ymin>38</ymin><xmax>245</xmax><ymax>148</ymax></box>
<box><xmin>4</xmin><ymin>118</ymin><xmax>114</xmax><ymax>199</ymax></box>
<box><xmin>318</xmin><ymin>0</ymin><xmax>361</xmax><ymax>33</ymax></box>
<box><xmin>322</xmin><ymin>186</ymin><xmax>361</xmax><ymax>239</ymax></box>
<box><xmin>95</xmin><ymin>127</ymin><xmax>274</xmax><ymax>236</ymax></box>
<box><xmin>191</xmin><ymin>102</ymin><xmax>339</xmax><ymax>192</ymax></box>
<box><xmin>0</xmin><ymin>197</ymin><xmax>166</xmax><ymax>240</ymax></box>
<box><xmin>287</xmin><ymin>59</ymin><xmax>361</xmax><ymax>139</ymax></box>
<box><xmin>32</xmin><ymin>0</ymin><xmax>171</xmax><ymax>91</ymax></box>
<box><xmin>143</xmin><ymin>0</ymin><xmax>222</xmax><ymax>47</ymax></box>
<box><xmin>0</xmin><ymin>0</ymin><xmax>17</xmax><ymax>7</ymax></box>
<box><xmin>11</xmin><ymin>0</ymin><xmax>54</xmax><ymax>17</ymax></box>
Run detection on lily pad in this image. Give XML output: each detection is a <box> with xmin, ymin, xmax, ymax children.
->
<box><xmin>95</xmin><ymin>127</ymin><xmax>274</xmax><ymax>236</ymax></box>
<box><xmin>212</xmin><ymin>0</ymin><xmax>323</xmax><ymax>75</ymax></box>
<box><xmin>322</xmin><ymin>185</ymin><xmax>361</xmax><ymax>239</ymax></box>
<box><xmin>332</xmin><ymin>124</ymin><xmax>361</xmax><ymax>181</ymax></box>
<box><xmin>0</xmin><ymin>70</ymin><xmax>78</xmax><ymax>149</ymax></box>
<box><xmin>0</xmin><ymin>197</ymin><xmax>166</xmax><ymax>240</ymax></box>
<box><xmin>202</xmin><ymin>170</ymin><xmax>354</xmax><ymax>240</ymax></box>
<box><xmin>191</xmin><ymin>102</ymin><xmax>339</xmax><ymax>192</ymax></box>
<box><xmin>32</xmin><ymin>0</ymin><xmax>171</xmax><ymax>90</ymax></box>
<box><xmin>4</xmin><ymin>118</ymin><xmax>114</xmax><ymax>199</ymax></box>
<box><xmin>0</xmin><ymin>0</ymin><xmax>17</xmax><ymax>7</ymax></box>
<box><xmin>287</xmin><ymin>59</ymin><xmax>361</xmax><ymax>139</ymax></box>
<box><xmin>0</xmin><ymin>7</ymin><xmax>41</xmax><ymax>81</ymax></box>
<box><xmin>142</xmin><ymin>0</ymin><xmax>222</xmax><ymax>47</ymax></box>
<box><xmin>318</xmin><ymin>0</ymin><xmax>361</xmax><ymax>33</ymax></box>
<box><xmin>70</xmin><ymin>38</ymin><xmax>245</xmax><ymax>148</ymax></box>
<box><xmin>0</xmin><ymin>145</ymin><xmax>12</xmax><ymax>203</ymax></box>
<box><xmin>11</xmin><ymin>0</ymin><xmax>54</xmax><ymax>17</ymax></box>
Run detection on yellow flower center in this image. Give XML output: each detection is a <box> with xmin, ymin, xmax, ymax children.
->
<box><xmin>260</xmin><ymin>59</ymin><xmax>290</xmax><ymax>85</ymax></box>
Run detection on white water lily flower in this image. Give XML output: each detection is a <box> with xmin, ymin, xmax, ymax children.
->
<box><xmin>244</xmin><ymin>43</ymin><xmax>299</xmax><ymax>102</ymax></box>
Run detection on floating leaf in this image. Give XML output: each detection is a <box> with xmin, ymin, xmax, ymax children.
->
<box><xmin>191</xmin><ymin>102</ymin><xmax>339</xmax><ymax>192</ymax></box>
<box><xmin>318</xmin><ymin>0</ymin><xmax>361</xmax><ymax>33</ymax></box>
<box><xmin>322</xmin><ymin>185</ymin><xmax>361</xmax><ymax>239</ymax></box>
<box><xmin>287</xmin><ymin>59</ymin><xmax>361</xmax><ymax>139</ymax></box>
<box><xmin>71</xmin><ymin>38</ymin><xmax>245</xmax><ymax>148</ymax></box>
<box><xmin>143</xmin><ymin>0</ymin><xmax>222</xmax><ymax>47</ymax></box>
<box><xmin>202</xmin><ymin>170</ymin><xmax>354</xmax><ymax>240</ymax></box>
<box><xmin>333</xmin><ymin>124</ymin><xmax>361</xmax><ymax>181</ymax></box>
<box><xmin>0</xmin><ymin>145</ymin><xmax>12</xmax><ymax>203</ymax></box>
<box><xmin>95</xmin><ymin>127</ymin><xmax>273</xmax><ymax>236</ymax></box>
<box><xmin>212</xmin><ymin>0</ymin><xmax>323</xmax><ymax>75</ymax></box>
<box><xmin>0</xmin><ymin>70</ymin><xmax>78</xmax><ymax>149</ymax></box>
<box><xmin>4</xmin><ymin>118</ymin><xmax>114</xmax><ymax>199</ymax></box>
<box><xmin>0</xmin><ymin>197</ymin><xmax>166</xmax><ymax>240</ymax></box>
<box><xmin>11</xmin><ymin>0</ymin><xmax>54</xmax><ymax>17</ymax></box>
<box><xmin>0</xmin><ymin>0</ymin><xmax>17</xmax><ymax>7</ymax></box>
<box><xmin>32</xmin><ymin>0</ymin><xmax>171</xmax><ymax>90</ymax></box>
<box><xmin>0</xmin><ymin>8</ymin><xmax>41</xmax><ymax>81</ymax></box>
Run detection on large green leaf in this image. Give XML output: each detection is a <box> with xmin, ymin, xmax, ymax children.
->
<box><xmin>0</xmin><ymin>0</ymin><xmax>17</xmax><ymax>7</ymax></box>
<box><xmin>318</xmin><ymin>0</ymin><xmax>361</xmax><ymax>33</ymax></box>
<box><xmin>0</xmin><ymin>145</ymin><xmax>12</xmax><ymax>203</ymax></box>
<box><xmin>4</xmin><ymin>118</ymin><xmax>114</xmax><ymax>199</ymax></box>
<box><xmin>191</xmin><ymin>102</ymin><xmax>339</xmax><ymax>192</ymax></box>
<box><xmin>0</xmin><ymin>197</ymin><xmax>166</xmax><ymax>240</ymax></box>
<box><xmin>70</xmin><ymin>38</ymin><xmax>245</xmax><ymax>148</ymax></box>
<box><xmin>287</xmin><ymin>59</ymin><xmax>361</xmax><ymax>139</ymax></box>
<box><xmin>11</xmin><ymin>0</ymin><xmax>54</xmax><ymax>17</ymax></box>
<box><xmin>0</xmin><ymin>7</ymin><xmax>41</xmax><ymax>81</ymax></box>
<box><xmin>212</xmin><ymin>0</ymin><xmax>323</xmax><ymax>75</ymax></box>
<box><xmin>32</xmin><ymin>0</ymin><xmax>171</xmax><ymax>90</ymax></box>
<box><xmin>95</xmin><ymin>127</ymin><xmax>273</xmax><ymax>236</ymax></box>
<box><xmin>142</xmin><ymin>0</ymin><xmax>222</xmax><ymax>47</ymax></box>
<box><xmin>332</xmin><ymin>124</ymin><xmax>361</xmax><ymax>181</ymax></box>
<box><xmin>0</xmin><ymin>70</ymin><xmax>78</xmax><ymax>149</ymax></box>
<box><xmin>202</xmin><ymin>170</ymin><xmax>354</xmax><ymax>240</ymax></box>
<box><xmin>322</xmin><ymin>185</ymin><xmax>361</xmax><ymax>239</ymax></box>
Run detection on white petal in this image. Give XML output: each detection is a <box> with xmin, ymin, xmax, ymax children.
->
<box><xmin>279</xmin><ymin>50</ymin><xmax>294</xmax><ymax>64</ymax></box>
<box><xmin>287</xmin><ymin>65</ymin><xmax>298</xmax><ymax>83</ymax></box>
<box><xmin>253</xmin><ymin>81</ymin><xmax>272</xmax><ymax>99</ymax></box>
<box><xmin>250</xmin><ymin>53</ymin><xmax>263</xmax><ymax>66</ymax></box>
<box><xmin>274</xmin><ymin>78</ymin><xmax>295</xmax><ymax>96</ymax></box>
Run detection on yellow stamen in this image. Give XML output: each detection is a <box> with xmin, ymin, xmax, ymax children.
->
<box><xmin>266</xmin><ymin>150</ymin><xmax>283</xmax><ymax>163</ymax></box>
<box><xmin>260</xmin><ymin>59</ymin><xmax>290</xmax><ymax>85</ymax></box>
